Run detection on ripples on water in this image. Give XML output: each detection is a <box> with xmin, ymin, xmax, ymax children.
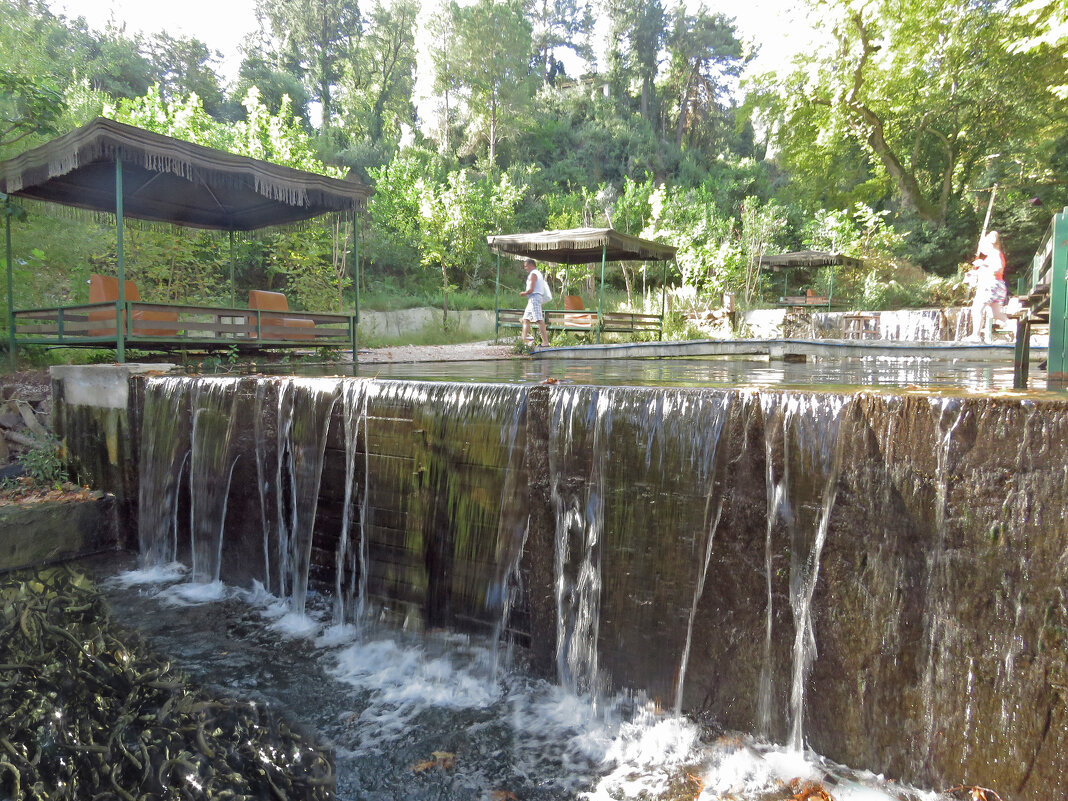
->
<box><xmin>103</xmin><ymin>562</ymin><xmax>944</xmax><ymax>801</ymax></box>
<box><xmin>305</xmin><ymin>355</ymin><xmax>1046</xmax><ymax>395</ymax></box>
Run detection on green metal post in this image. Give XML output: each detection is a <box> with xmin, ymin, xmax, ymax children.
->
<box><xmin>229</xmin><ymin>230</ymin><xmax>236</xmax><ymax>307</ymax></box>
<box><xmin>1047</xmin><ymin>207</ymin><xmax>1068</xmax><ymax>388</ymax></box>
<box><xmin>596</xmin><ymin>245</ymin><xmax>607</xmax><ymax>344</ymax></box>
<box><xmin>827</xmin><ymin>271</ymin><xmax>834</xmax><ymax>311</ymax></box>
<box><xmin>494</xmin><ymin>252</ymin><xmax>501</xmax><ymax>340</ymax></box>
<box><xmin>659</xmin><ymin>258</ymin><xmax>669</xmax><ymax>341</ymax></box>
<box><xmin>351</xmin><ymin>207</ymin><xmax>359</xmax><ymax>365</ymax></box>
<box><xmin>5</xmin><ymin>210</ymin><xmax>14</xmax><ymax>371</ymax></box>
<box><xmin>115</xmin><ymin>159</ymin><xmax>126</xmax><ymax>364</ymax></box>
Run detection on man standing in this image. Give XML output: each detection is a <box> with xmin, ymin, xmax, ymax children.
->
<box><xmin>519</xmin><ymin>258</ymin><xmax>551</xmax><ymax>347</ymax></box>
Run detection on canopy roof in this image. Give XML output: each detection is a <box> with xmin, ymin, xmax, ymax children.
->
<box><xmin>762</xmin><ymin>250</ymin><xmax>863</xmax><ymax>270</ymax></box>
<box><xmin>0</xmin><ymin>117</ymin><xmax>370</xmax><ymax>231</ymax></box>
<box><xmin>487</xmin><ymin>227</ymin><xmax>676</xmax><ymax>265</ymax></box>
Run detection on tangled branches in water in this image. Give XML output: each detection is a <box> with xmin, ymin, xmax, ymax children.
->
<box><xmin>0</xmin><ymin>565</ymin><xmax>334</xmax><ymax>800</ymax></box>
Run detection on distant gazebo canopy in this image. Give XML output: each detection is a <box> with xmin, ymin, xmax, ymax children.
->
<box><xmin>487</xmin><ymin>227</ymin><xmax>677</xmax><ymax>264</ymax></box>
<box><xmin>487</xmin><ymin>227</ymin><xmax>677</xmax><ymax>343</ymax></box>
<box><xmin>0</xmin><ymin>117</ymin><xmax>370</xmax><ymax>230</ymax></box>
<box><xmin>762</xmin><ymin>250</ymin><xmax>863</xmax><ymax>271</ymax></box>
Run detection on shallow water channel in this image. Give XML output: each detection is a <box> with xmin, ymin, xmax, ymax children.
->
<box><xmin>97</xmin><ymin>556</ymin><xmax>944</xmax><ymax>801</ymax></box>
<box><xmin>347</xmin><ymin>354</ymin><xmax>1043</xmax><ymax>394</ymax></box>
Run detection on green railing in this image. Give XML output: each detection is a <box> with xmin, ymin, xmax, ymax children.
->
<box><xmin>1014</xmin><ymin>206</ymin><xmax>1068</xmax><ymax>389</ymax></box>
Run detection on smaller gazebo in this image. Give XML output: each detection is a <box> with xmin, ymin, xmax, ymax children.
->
<box><xmin>762</xmin><ymin>250</ymin><xmax>862</xmax><ymax>308</ymax></box>
<box><xmin>487</xmin><ymin>227</ymin><xmax>677</xmax><ymax>343</ymax></box>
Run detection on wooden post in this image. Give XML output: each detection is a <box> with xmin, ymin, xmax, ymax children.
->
<box><xmin>596</xmin><ymin>244</ymin><xmax>606</xmax><ymax>344</ymax></box>
<box><xmin>115</xmin><ymin>159</ymin><xmax>126</xmax><ymax>364</ymax></box>
<box><xmin>1047</xmin><ymin>207</ymin><xmax>1068</xmax><ymax>388</ymax></box>
<box><xmin>1013</xmin><ymin>312</ymin><xmax>1031</xmax><ymax>389</ymax></box>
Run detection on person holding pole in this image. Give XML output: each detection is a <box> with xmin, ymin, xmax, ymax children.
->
<box><xmin>965</xmin><ymin>230</ymin><xmax>1010</xmax><ymax>342</ymax></box>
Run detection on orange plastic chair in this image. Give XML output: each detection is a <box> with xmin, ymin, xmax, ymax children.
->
<box><xmin>248</xmin><ymin>290</ymin><xmax>315</xmax><ymax>340</ymax></box>
<box><xmin>561</xmin><ymin>295</ymin><xmax>597</xmax><ymax>328</ymax></box>
<box><xmin>88</xmin><ymin>274</ymin><xmax>178</xmax><ymax>337</ymax></box>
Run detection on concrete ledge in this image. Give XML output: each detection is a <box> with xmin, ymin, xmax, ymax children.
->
<box><xmin>0</xmin><ymin>494</ymin><xmax>119</xmax><ymax>572</ymax></box>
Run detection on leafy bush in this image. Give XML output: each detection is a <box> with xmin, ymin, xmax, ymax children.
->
<box><xmin>21</xmin><ymin>437</ymin><xmax>69</xmax><ymax>488</ymax></box>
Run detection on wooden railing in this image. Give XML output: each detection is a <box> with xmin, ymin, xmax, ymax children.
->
<box><xmin>13</xmin><ymin>300</ymin><xmax>354</xmax><ymax>349</ymax></box>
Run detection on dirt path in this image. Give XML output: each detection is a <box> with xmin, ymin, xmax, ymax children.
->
<box><xmin>355</xmin><ymin>341</ymin><xmax>516</xmax><ymax>364</ymax></box>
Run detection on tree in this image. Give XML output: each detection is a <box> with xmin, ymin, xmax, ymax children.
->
<box><xmin>663</xmin><ymin>7</ymin><xmax>744</xmax><ymax>151</ymax></box>
<box><xmin>148</xmin><ymin>33</ymin><xmax>225</xmax><ymax>117</ymax></box>
<box><xmin>234</xmin><ymin>38</ymin><xmax>311</xmax><ymax>124</ymax></box>
<box><xmin>341</xmin><ymin>0</ymin><xmax>418</xmax><ymax>143</ymax></box>
<box><xmin>604</xmin><ymin>0</ymin><xmax>666</xmax><ymax>121</ymax></box>
<box><xmin>769</xmin><ymin>0</ymin><xmax>1062</xmax><ymax>226</ymax></box>
<box><xmin>256</xmin><ymin>0</ymin><xmax>362</xmax><ymax>130</ymax></box>
<box><xmin>0</xmin><ymin>70</ymin><xmax>65</xmax><ymax>148</ymax></box>
<box><xmin>448</xmin><ymin>0</ymin><xmax>535</xmax><ymax>168</ymax></box>
<box><xmin>528</xmin><ymin>0</ymin><xmax>594</xmax><ymax>83</ymax></box>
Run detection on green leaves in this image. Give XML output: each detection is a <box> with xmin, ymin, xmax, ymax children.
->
<box><xmin>0</xmin><ymin>69</ymin><xmax>66</xmax><ymax>148</ymax></box>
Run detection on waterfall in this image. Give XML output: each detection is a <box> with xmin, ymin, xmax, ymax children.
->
<box><xmin>138</xmin><ymin>376</ymin><xmax>191</xmax><ymax>566</ymax></box>
<box><xmin>253</xmin><ymin>381</ymin><xmax>273</xmax><ymax>594</ymax></box>
<box><xmin>756</xmin><ymin>393</ymin><xmax>846</xmax><ymax>747</ymax></box>
<box><xmin>334</xmin><ymin>379</ymin><xmax>369</xmax><ymax>627</ymax></box>
<box><xmin>489</xmin><ymin>387</ymin><xmax>531</xmax><ymax>677</ymax></box>
<box><xmin>920</xmin><ymin>398</ymin><xmax>967</xmax><ymax>762</ymax></box>
<box><xmin>277</xmin><ymin>378</ymin><xmax>341</xmax><ymax>615</ymax></box>
<box><xmin>785</xmin><ymin>395</ymin><xmax>845</xmax><ymax>751</ymax></box>
<box><xmin>188</xmin><ymin>378</ymin><xmax>241</xmax><ymax>583</ymax></box>
<box><xmin>550</xmin><ymin>386</ymin><xmax>608</xmax><ymax>698</ymax></box>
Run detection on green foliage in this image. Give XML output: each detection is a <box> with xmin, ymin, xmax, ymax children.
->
<box><xmin>21</xmin><ymin>436</ymin><xmax>69</xmax><ymax>488</ymax></box>
<box><xmin>0</xmin><ymin>69</ymin><xmax>65</xmax><ymax>148</ymax></box>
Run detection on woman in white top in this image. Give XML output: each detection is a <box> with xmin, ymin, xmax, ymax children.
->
<box><xmin>520</xmin><ymin>258</ymin><xmax>551</xmax><ymax>347</ymax></box>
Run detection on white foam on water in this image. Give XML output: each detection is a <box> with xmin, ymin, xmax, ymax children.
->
<box><xmin>333</xmin><ymin>637</ymin><xmax>497</xmax><ymax>711</ymax></box>
<box><xmin>580</xmin><ymin>713</ymin><xmax>703</xmax><ymax>800</ymax></box>
<box><xmin>108</xmin><ymin>562</ymin><xmax>188</xmax><ymax>587</ymax></box>
<box><xmin>270</xmin><ymin>610</ymin><xmax>322</xmax><ymax>638</ymax></box>
<box><xmin>110</xmin><ymin>571</ymin><xmax>948</xmax><ymax>801</ymax></box>
<box><xmin>317</xmin><ymin>622</ymin><xmax>359</xmax><ymax>647</ymax></box>
<box><xmin>158</xmin><ymin>580</ymin><xmax>228</xmax><ymax>605</ymax></box>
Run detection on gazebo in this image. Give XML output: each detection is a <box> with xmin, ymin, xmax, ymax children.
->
<box><xmin>0</xmin><ymin>117</ymin><xmax>370</xmax><ymax>363</ymax></box>
<box><xmin>487</xmin><ymin>227</ymin><xmax>677</xmax><ymax>343</ymax></box>
<box><xmin>762</xmin><ymin>250</ymin><xmax>862</xmax><ymax>309</ymax></box>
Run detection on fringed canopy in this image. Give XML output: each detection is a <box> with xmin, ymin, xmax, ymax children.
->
<box><xmin>0</xmin><ymin>118</ymin><xmax>370</xmax><ymax>231</ymax></box>
<box><xmin>762</xmin><ymin>250</ymin><xmax>863</xmax><ymax>270</ymax></box>
<box><xmin>487</xmin><ymin>227</ymin><xmax>677</xmax><ymax>264</ymax></box>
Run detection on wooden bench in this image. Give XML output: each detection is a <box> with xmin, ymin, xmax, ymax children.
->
<box><xmin>778</xmin><ymin>289</ymin><xmax>844</xmax><ymax>310</ymax></box>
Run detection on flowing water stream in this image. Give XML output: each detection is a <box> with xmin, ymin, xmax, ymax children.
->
<box><xmin>124</xmin><ymin>372</ymin><xmax>1066</xmax><ymax>799</ymax></box>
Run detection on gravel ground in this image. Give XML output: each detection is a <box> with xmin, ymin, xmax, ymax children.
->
<box><xmin>355</xmin><ymin>340</ymin><xmax>517</xmax><ymax>364</ymax></box>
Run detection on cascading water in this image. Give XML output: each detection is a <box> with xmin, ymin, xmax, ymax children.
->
<box><xmin>550</xmin><ymin>386</ymin><xmax>609</xmax><ymax>699</ymax></box>
<box><xmin>137</xmin><ymin>376</ymin><xmax>190</xmax><ymax>566</ymax></box>
<box><xmin>127</xmin><ymin>373</ymin><xmax>1068</xmax><ymax>800</ymax></box>
<box><xmin>188</xmin><ymin>378</ymin><xmax>241</xmax><ymax>583</ymax></box>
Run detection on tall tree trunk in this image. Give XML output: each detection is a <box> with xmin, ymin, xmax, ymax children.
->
<box><xmin>676</xmin><ymin>67</ymin><xmax>695</xmax><ymax>148</ymax></box>
<box><xmin>489</xmin><ymin>91</ymin><xmax>498</xmax><ymax>167</ymax></box>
